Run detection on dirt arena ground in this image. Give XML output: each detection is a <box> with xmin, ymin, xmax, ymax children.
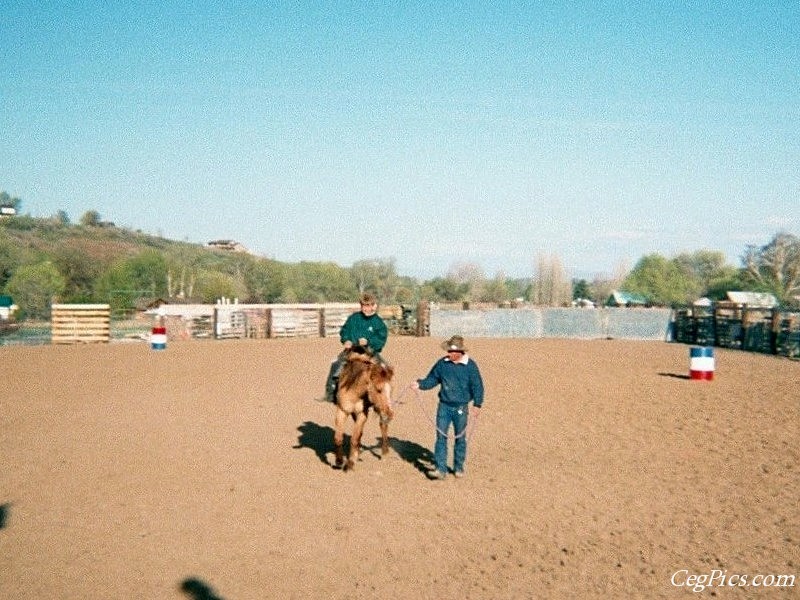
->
<box><xmin>1</xmin><ymin>336</ymin><xmax>797</xmax><ymax>599</ymax></box>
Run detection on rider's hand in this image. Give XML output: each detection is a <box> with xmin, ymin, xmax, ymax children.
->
<box><xmin>343</xmin><ymin>341</ymin><xmax>353</xmax><ymax>349</ymax></box>
<box><xmin>358</xmin><ymin>337</ymin><xmax>368</xmax><ymax>347</ymax></box>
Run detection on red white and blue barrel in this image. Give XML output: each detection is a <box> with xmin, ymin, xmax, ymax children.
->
<box><xmin>689</xmin><ymin>346</ymin><xmax>714</xmax><ymax>380</ymax></box>
<box><xmin>151</xmin><ymin>326</ymin><xmax>167</xmax><ymax>350</ymax></box>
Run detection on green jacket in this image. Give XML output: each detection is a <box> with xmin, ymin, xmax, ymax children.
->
<box><xmin>339</xmin><ymin>311</ymin><xmax>388</xmax><ymax>353</ymax></box>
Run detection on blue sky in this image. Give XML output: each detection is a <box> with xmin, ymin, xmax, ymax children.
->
<box><xmin>3</xmin><ymin>2</ymin><xmax>798</xmax><ymax>279</ymax></box>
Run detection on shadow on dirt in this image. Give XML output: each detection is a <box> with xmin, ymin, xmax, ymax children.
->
<box><xmin>388</xmin><ymin>437</ymin><xmax>434</xmax><ymax>475</ymax></box>
<box><xmin>180</xmin><ymin>577</ymin><xmax>225</xmax><ymax>600</ymax></box>
<box><xmin>658</xmin><ymin>372</ymin><xmax>691</xmax><ymax>380</ymax></box>
<box><xmin>294</xmin><ymin>421</ymin><xmax>434</xmax><ymax>474</ymax></box>
<box><xmin>293</xmin><ymin>421</ymin><xmax>336</xmax><ymax>465</ymax></box>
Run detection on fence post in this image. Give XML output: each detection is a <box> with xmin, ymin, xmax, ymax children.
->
<box><xmin>416</xmin><ymin>301</ymin><xmax>430</xmax><ymax>337</ymax></box>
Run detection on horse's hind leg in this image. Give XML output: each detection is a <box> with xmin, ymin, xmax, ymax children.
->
<box><xmin>345</xmin><ymin>412</ymin><xmax>368</xmax><ymax>471</ymax></box>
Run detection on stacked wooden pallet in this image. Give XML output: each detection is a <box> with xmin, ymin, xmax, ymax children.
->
<box><xmin>51</xmin><ymin>304</ymin><xmax>111</xmax><ymax>344</ymax></box>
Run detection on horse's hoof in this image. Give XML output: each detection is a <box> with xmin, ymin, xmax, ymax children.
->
<box><xmin>344</xmin><ymin>461</ymin><xmax>355</xmax><ymax>472</ymax></box>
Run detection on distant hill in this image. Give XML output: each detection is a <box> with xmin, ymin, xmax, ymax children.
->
<box><xmin>0</xmin><ymin>214</ymin><xmax>398</xmax><ymax>315</ymax></box>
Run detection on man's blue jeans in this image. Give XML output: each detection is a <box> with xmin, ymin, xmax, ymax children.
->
<box><xmin>434</xmin><ymin>403</ymin><xmax>469</xmax><ymax>474</ymax></box>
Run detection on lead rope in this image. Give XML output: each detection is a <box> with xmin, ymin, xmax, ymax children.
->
<box><xmin>394</xmin><ymin>383</ymin><xmax>479</xmax><ymax>441</ymax></box>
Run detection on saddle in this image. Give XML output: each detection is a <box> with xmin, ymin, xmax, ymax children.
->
<box><xmin>344</xmin><ymin>345</ymin><xmax>375</xmax><ymax>363</ymax></box>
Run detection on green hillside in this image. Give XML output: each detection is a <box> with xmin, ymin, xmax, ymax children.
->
<box><xmin>0</xmin><ymin>214</ymin><xmax>369</xmax><ymax>318</ymax></box>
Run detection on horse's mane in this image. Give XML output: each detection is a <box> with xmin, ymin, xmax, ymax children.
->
<box><xmin>369</xmin><ymin>362</ymin><xmax>394</xmax><ymax>385</ymax></box>
<box><xmin>339</xmin><ymin>349</ymin><xmax>394</xmax><ymax>392</ymax></box>
<box><xmin>339</xmin><ymin>352</ymin><xmax>372</xmax><ymax>391</ymax></box>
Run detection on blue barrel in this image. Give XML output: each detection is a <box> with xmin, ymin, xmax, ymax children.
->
<box><xmin>689</xmin><ymin>346</ymin><xmax>714</xmax><ymax>380</ymax></box>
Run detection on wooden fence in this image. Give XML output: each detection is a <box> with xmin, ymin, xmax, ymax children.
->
<box><xmin>672</xmin><ymin>303</ymin><xmax>800</xmax><ymax>358</ymax></box>
<box><xmin>142</xmin><ymin>303</ymin><xmax>429</xmax><ymax>341</ymax></box>
<box><xmin>51</xmin><ymin>304</ymin><xmax>111</xmax><ymax>344</ymax></box>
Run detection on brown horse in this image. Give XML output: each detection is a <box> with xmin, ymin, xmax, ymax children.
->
<box><xmin>333</xmin><ymin>349</ymin><xmax>394</xmax><ymax>471</ymax></box>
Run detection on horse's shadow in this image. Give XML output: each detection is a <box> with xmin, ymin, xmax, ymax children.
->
<box><xmin>293</xmin><ymin>421</ymin><xmax>336</xmax><ymax>466</ymax></box>
<box><xmin>293</xmin><ymin>421</ymin><xmax>434</xmax><ymax>474</ymax></box>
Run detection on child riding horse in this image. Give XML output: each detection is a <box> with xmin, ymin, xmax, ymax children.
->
<box><xmin>333</xmin><ymin>347</ymin><xmax>394</xmax><ymax>471</ymax></box>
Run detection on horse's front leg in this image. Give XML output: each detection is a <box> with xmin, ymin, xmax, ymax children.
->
<box><xmin>345</xmin><ymin>411</ymin><xmax>368</xmax><ymax>471</ymax></box>
<box><xmin>379</xmin><ymin>417</ymin><xmax>389</xmax><ymax>457</ymax></box>
<box><xmin>333</xmin><ymin>407</ymin><xmax>347</xmax><ymax>469</ymax></box>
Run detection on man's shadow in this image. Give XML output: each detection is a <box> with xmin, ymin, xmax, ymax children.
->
<box><xmin>388</xmin><ymin>437</ymin><xmax>435</xmax><ymax>475</ymax></box>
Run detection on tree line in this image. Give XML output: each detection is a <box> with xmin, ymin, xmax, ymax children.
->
<box><xmin>1</xmin><ymin>198</ymin><xmax>798</xmax><ymax>320</ymax></box>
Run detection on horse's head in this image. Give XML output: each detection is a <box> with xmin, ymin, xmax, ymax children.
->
<box><xmin>369</xmin><ymin>362</ymin><xmax>394</xmax><ymax>387</ymax></box>
<box><xmin>368</xmin><ymin>362</ymin><xmax>395</xmax><ymax>422</ymax></box>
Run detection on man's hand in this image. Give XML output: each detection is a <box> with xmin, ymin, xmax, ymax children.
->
<box><xmin>343</xmin><ymin>341</ymin><xmax>353</xmax><ymax>350</ymax></box>
<box><xmin>358</xmin><ymin>337</ymin><xmax>368</xmax><ymax>347</ymax></box>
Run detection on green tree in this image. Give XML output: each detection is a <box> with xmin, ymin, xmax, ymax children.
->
<box><xmin>673</xmin><ymin>250</ymin><xmax>739</xmax><ymax>300</ymax></box>
<box><xmin>623</xmin><ymin>253</ymin><xmax>699</xmax><ymax>306</ymax></box>
<box><xmin>284</xmin><ymin>262</ymin><xmax>354</xmax><ymax>303</ymax></box>
<box><xmin>194</xmin><ymin>270</ymin><xmax>244</xmax><ymax>303</ymax></box>
<box><xmin>423</xmin><ymin>277</ymin><xmax>468</xmax><ymax>302</ymax></box>
<box><xmin>5</xmin><ymin>261</ymin><xmax>66</xmax><ymax>319</ymax></box>
<box><xmin>350</xmin><ymin>258</ymin><xmax>400</xmax><ymax>302</ymax></box>
<box><xmin>79</xmin><ymin>210</ymin><xmax>101</xmax><ymax>227</ymax></box>
<box><xmin>0</xmin><ymin>232</ymin><xmax>23</xmax><ymax>290</ymax></box>
<box><xmin>95</xmin><ymin>250</ymin><xmax>169</xmax><ymax>310</ymax></box>
<box><xmin>572</xmin><ymin>279</ymin><xmax>591</xmax><ymax>301</ymax></box>
<box><xmin>243</xmin><ymin>258</ymin><xmax>286</xmax><ymax>303</ymax></box>
<box><xmin>0</xmin><ymin>191</ymin><xmax>22</xmax><ymax>211</ymax></box>
<box><xmin>480</xmin><ymin>272</ymin><xmax>510</xmax><ymax>303</ymax></box>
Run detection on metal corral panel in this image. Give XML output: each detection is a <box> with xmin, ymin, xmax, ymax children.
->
<box><xmin>542</xmin><ymin>308</ymin><xmax>599</xmax><ymax>339</ymax></box>
<box><xmin>430</xmin><ymin>307</ymin><xmax>671</xmax><ymax>340</ymax></box>
<box><xmin>605</xmin><ymin>308</ymin><xmax>672</xmax><ymax>340</ymax></box>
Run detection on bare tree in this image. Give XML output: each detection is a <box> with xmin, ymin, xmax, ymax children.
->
<box><xmin>531</xmin><ymin>253</ymin><xmax>571</xmax><ymax>306</ymax></box>
<box><xmin>743</xmin><ymin>232</ymin><xmax>800</xmax><ymax>303</ymax></box>
<box><xmin>447</xmin><ymin>262</ymin><xmax>485</xmax><ymax>302</ymax></box>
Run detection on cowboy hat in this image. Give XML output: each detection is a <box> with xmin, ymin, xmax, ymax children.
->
<box><xmin>441</xmin><ymin>335</ymin><xmax>467</xmax><ymax>353</ymax></box>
